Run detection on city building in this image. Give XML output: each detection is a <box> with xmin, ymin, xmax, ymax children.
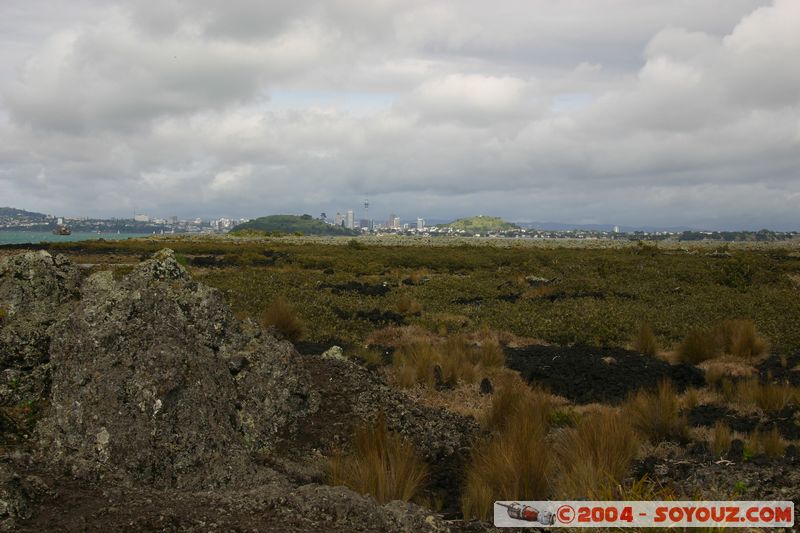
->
<box><xmin>416</xmin><ymin>218</ymin><xmax>425</xmax><ymax>231</ymax></box>
<box><xmin>334</xmin><ymin>212</ymin><xmax>344</xmax><ymax>227</ymax></box>
<box><xmin>346</xmin><ymin>209</ymin><xmax>354</xmax><ymax>230</ymax></box>
<box><xmin>134</xmin><ymin>214</ymin><xmax>150</xmax><ymax>223</ymax></box>
<box><xmin>388</xmin><ymin>214</ymin><xmax>400</xmax><ymax>229</ymax></box>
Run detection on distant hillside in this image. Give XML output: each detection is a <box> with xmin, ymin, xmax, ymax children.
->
<box><xmin>442</xmin><ymin>215</ymin><xmax>519</xmax><ymax>232</ymax></box>
<box><xmin>232</xmin><ymin>214</ymin><xmax>358</xmax><ymax>236</ymax></box>
<box><xmin>0</xmin><ymin>207</ymin><xmax>48</xmax><ymax>219</ymax></box>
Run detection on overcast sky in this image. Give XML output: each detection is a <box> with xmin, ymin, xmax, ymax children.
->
<box><xmin>1</xmin><ymin>0</ymin><xmax>798</xmax><ymax>229</ymax></box>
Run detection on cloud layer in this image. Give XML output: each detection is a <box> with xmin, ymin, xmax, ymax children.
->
<box><xmin>0</xmin><ymin>0</ymin><xmax>798</xmax><ymax>229</ymax></box>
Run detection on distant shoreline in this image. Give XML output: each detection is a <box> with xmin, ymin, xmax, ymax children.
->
<box><xmin>0</xmin><ymin>231</ymin><xmax>152</xmax><ymax>246</ymax></box>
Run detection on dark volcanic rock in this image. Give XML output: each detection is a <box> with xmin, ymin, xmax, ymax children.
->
<box><xmin>505</xmin><ymin>344</ymin><xmax>705</xmax><ymax>403</ymax></box>
<box><xmin>36</xmin><ymin>249</ymin><xmax>318</xmax><ymax>490</ymax></box>
<box><xmin>0</xmin><ymin>251</ymin><xmax>82</xmax><ymax>406</ymax></box>
<box><xmin>758</xmin><ymin>352</ymin><xmax>800</xmax><ymax>386</ymax></box>
<box><xmin>687</xmin><ymin>404</ymin><xmax>759</xmax><ymax>433</ymax></box>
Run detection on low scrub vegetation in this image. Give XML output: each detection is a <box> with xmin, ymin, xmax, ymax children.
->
<box><xmin>260</xmin><ymin>295</ymin><xmax>305</xmax><ymax>342</ymax></box>
<box><xmin>625</xmin><ymin>381</ymin><xmax>689</xmax><ymax>444</ymax></box>
<box><xmin>328</xmin><ymin>415</ymin><xmax>429</xmax><ymax>504</ymax></box>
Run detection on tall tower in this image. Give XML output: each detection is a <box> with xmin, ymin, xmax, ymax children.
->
<box><xmin>363</xmin><ymin>198</ymin><xmax>371</xmax><ymax>231</ymax></box>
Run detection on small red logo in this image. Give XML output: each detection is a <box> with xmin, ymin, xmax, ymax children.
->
<box><xmin>557</xmin><ymin>504</ymin><xmax>576</xmax><ymax>524</ymax></box>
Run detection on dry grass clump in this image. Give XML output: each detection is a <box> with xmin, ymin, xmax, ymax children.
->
<box><xmin>678</xmin><ymin>320</ymin><xmax>768</xmax><ymax>364</ymax></box>
<box><xmin>466</xmin><ymin>328</ymin><xmax>543</xmax><ymax>349</ymax></box>
<box><xmin>522</xmin><ymin>285</ymin><xmax>555</xmax><ymax>300</ymax></box>
<box><xmin>396</xmin><ymin>294</ymin><xmax>423</xmax><ymax>316</ymax></box>
<box><xmin>624</xmin><ymin>381</ymin><xmax>689</xmax><ymax>444</ymax></box>
<box><xmin>745</xmin><ymin>427</ymin><xmax>786</xmax><ymax>458</ymax></box>
<box><xmin>260</xmin><ymin>295</ymin><xmax>304</xmax><ymax>342</ymax></box>
<box><xmin>481</xmin><ymin>378</ymin><xmax>553</xmax><ymax>432</ymax></box>
<box><xmin>678</xmin><ymin>328</ymin><xmax>719</xmax><ymax>364</ymax></box>
<box><xmin>632</xmin><ymin>322</ymin><xmax>658</xmax><ymax>356</ymax></box>
<box><xmin>733</xmin><ymin>378</ymin><xmax>798</xmax><ymax>411</ymax></box>
<box><xmin>432</xmin><ymin>313</ymin><xmax>470</xmax><ymax>334</ymax></box>
<box><xmin>701</xmin><ymin>358</ymin><xmax>756</xmax><ymax>385</ymax></box>
<box><xmin>462</xmin><ymin>381</ymin><xmax>553</xmax><ymax>521</ymax></box>
<box><xmin>554</xmin><ymin>409</ymin><xmax>640</xmax><ymax>499</ymax></box>
<box><xmin>716</xmin><ymin>319</ymin><xmax>769</xmax><ymax>360</ymax></box>
<box><xmin>709</xmin><ymin>421</ymin><xmax>733</xmax><ymax>456</ymax></box>
<box><xmin>406</xmin><ymin>268</ymin><xmax>430</xmax><ymax>285</ymax></box>
<box><xmin>391</xmin><ymin>336</ymin><xmax>506</xmax><ymax>390</ymax></box>
<box><xmin>328</xmin><ymin>415</ymin><xmax>429</xmax><ymax>504</ymax></box>
<box><xmin>365</xmin><ymin>325</ymin><xmax>435</xmax><ymax>348</ymax></box>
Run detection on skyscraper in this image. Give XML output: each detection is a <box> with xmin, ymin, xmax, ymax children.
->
<box><xmin>346</xmin><ymin>209</ymin><xmax>354</xmax><ymax>230</ymax></box>
<box><xmin>416</xmin><ymin>218</ymin><xmax>425</xmax><ymax>231</ymax></box>
<box><xmin>335</xmin><ymin>212</ymin><xmax>344</xmax><ymax>227</ymax></box>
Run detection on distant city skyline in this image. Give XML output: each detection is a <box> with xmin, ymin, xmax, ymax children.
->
<box><xmin>0</xmin><ymin>1</ymin><xmax>798</xmax><ymax>231</ymax></box>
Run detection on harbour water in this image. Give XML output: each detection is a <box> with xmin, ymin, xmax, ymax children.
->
<box><xmin>0</xmin><ymin>231</ymin><xmax>152</xmax><ymax>245</ymax></box>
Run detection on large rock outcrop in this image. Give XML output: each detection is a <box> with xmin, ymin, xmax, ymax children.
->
<box><xmin>0</xmin><ymin>249</ymin><xmax>469</xmax><ymax>531</ymax></box>
<box><xmin>0</xmin><ymin>251</ymin><xmax>81</xmax><ymax>405</ymax></box>
<box><xmin>35</xmin><ymin>249</ymin><xmax>318</xmax><ymax>489</ymax></box>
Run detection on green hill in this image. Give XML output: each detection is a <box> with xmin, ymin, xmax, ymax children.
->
<box><xmin>0</xmin><ymin>207</ymin><xmax>48</xmax><ymax>219</ymax></box>
<box><xmin>232</xmin><ymin>215</ymin><xmax>358</xmax><ymax>236</ymax></box>
<box><xmin>442</xmin><ymin>216</ymin><xmax>519</xmax><ymax>232</ymax></box>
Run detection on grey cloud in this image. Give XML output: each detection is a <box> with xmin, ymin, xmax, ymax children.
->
<box><xmin>0</xmin><ymin>0</ymin><xmax>798</xmax><ymax>230</ymax></box>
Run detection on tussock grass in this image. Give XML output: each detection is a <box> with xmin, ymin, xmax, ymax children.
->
<box><xmin>462</xmin><ymin>381</ymin><xmax>553</xmax><ymax>521</ymax></box>
<box><xmin>678</xmin><ymin>320</ymin><xmax>768</xmax><ymax>364</ymax></box>
<box><xmin>710</xmin><ymin>421</ymin><xmax>732</xmax><ymax>456</ymax></box>
<box><xmin>392</xmin><ymin>343</ymin><xmax>438</xmax><ymax>389</ymax></box>
<box><xmin>734</xmin><ymin>379</ymin><xmax>798</xmax><ymax>411</ymax></box>
<box><xmin>746</xmin><ymin>427</ymin><xmax>786</xmax><ymax>458</ymax></box>
<box><xmin>678</xmin><ymin>328</ymin><xmax>719</xmax><ymax>364</ymax></box>
<box><xmin>481</xmin><ymin>378</ymin><xmax>553</xmax><ymax>432</ymax></box>
<box><xmin>554</xmin><ymin>409</ymin><xmax>640</xmax><ymax>499</ymax></box>
<box><xmin>365</xmin><ymin>325</ymin><xmax>435</xmax><ymax>348</ymax></box>
<box><xmin>396</xmin><ymin>294</ymin><xmax>423</xmax><ymax>315</ymax></box>
<box><xmin>260</xmin><ymin>295</ymin><xmax>304</xmax><ymax>342</ymax></box>
<box><xmin>716</xmin><ymin>319</ymin><xmax>769</xmax><ymax>360</ymax></box>
<box><xmin>632</xmin><ymin>322</ymin><xmax>658</xmax><ymax>356</ymax></box>
<box><xmin>328</xmin><ymin>415</ymin><xmax>429</xmax><ymax>504</ymax></box>
<box><xmin>391</xmin><ymin>336</ymin><xmax>506</xmax><ymax>390</ymax></box>
<box><xmin>625</xmin><ymin>381</ymin><xmax>689</xmax><ymax>444</ymax></box>
<box><xmin>701</xmin><ymin>358</ymin><xmax>755</xmax><ymax>385</ymax></box>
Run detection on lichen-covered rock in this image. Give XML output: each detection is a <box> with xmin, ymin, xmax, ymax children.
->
<box><xmin>0</xmin><ymin>251</ymin><xmax>81</xmax><ymax>405</ymax></box>
<box><xmin>36</xmin><ymin>249</ymin><xmax>317</xmax><ymax>490</ymax></box>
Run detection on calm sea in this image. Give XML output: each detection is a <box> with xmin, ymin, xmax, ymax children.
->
<box><xmin>0</xmin><ymin>231</ymin><xmax>152</xmax><ymax>245</ymax></box>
